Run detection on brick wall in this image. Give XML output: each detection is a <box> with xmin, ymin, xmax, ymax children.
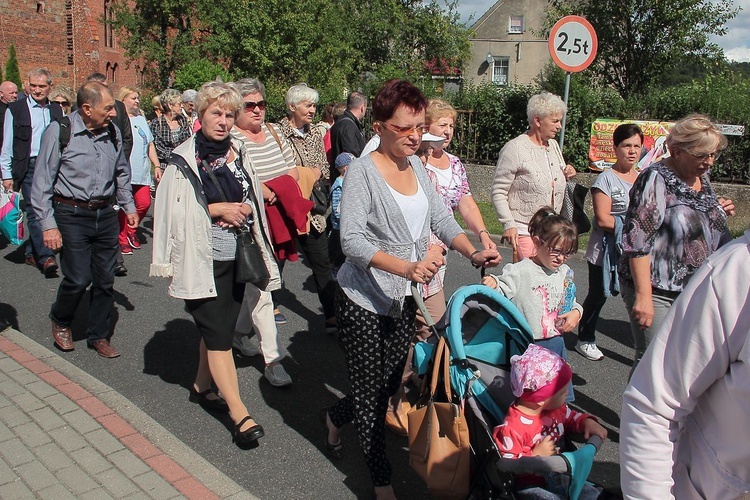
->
<box><xmin>0</xmin><ymin>0</ymin><xmax>142</xmax><ymax>91</ymax></box>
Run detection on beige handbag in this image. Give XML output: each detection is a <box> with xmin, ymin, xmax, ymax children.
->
<box><xmin>408</xmin><ymin>337</ymin><xmax>470</xmax><ymax>499</ymax></box>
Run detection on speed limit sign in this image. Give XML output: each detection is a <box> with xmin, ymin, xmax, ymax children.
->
<box><xmin>548</xmin><ymin>16</ymin><xmax>597</xmax><ymax>73</ymax></box>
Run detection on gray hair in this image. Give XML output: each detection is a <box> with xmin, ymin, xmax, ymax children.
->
<box><xmin>232</xmin><ymin>78</ymin><xmax>266</xmax><ymax>99</ymax></box>
<box><xmin>195</xmin><ymin>81</ymin><xmax>242</xmax><ymax>118</ymax></box>
<box><xmin>159</xmin><ymin>89</ymin><xmax>182</xmax><ymax>113</ymax></box>
<box><xmin>77</xmin><ymin>81</ymin><xmax>112</xmax><ymax>109</ymax></box>
<box><xmin>347</xmin><ymin>91</ymin><xmax>367</xmax><ymax>110</ymax></box>
<box><xmin>28</xmin><ymin>68</ymin><xmax>52</xmax><ymax>85</ymax></box>
<box><xmin>527</xmin><ymin>92</ymin><xmax>567</xmax><ymax>126</ymax></box>
<box><xmin>285</xmin><ymin>83</ymin><xmax>319</xmax><ymax>111</ymax></box>
<box><xmin>181</xmin><ymin>89</ymin><xmax>197</xmax><ymax>103</ymax></box>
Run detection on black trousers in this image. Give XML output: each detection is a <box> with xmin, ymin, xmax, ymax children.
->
<box><xmin>50</xmin><ymin>202</ymin><xmax>119</xmax><ymax>343</ymax></box>
<box><xmin>578</xmin><ymin>261</ymin><xmax>607</xmax><ymax>343</ymax></box>
<box><xmin>273</xmin><ymin>226</ymin><xmax>336</xmax><ymax>320</ymax></box>
<box><xmin>328</xmin><ymin>289</ymin><xmax>416</xmax><ymax>487</ymax></box>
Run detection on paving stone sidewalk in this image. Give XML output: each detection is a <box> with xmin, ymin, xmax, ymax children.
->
<box><xmin>0</xmin><ymin>327</ymin><xmax>258</xmax><ymax>500</ymax></box>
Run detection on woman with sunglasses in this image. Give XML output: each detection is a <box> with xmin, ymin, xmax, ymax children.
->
<box><xmin>321</xmin><ymin>79</ymin><xmax>500</xmax><ymax>499</ymax></box>
<box><xmin>619</xmin><ymin>114</ymin><xmax>734</xmax><ymax>373</ymax></box>
<box><xmin>228</xmin><ymin>77</ymin><xmax>298</xmax><ymax>387</ymax></box>
<box><xmin>48</xmin><ymin>86</ymin><xmax>74</xmax><ymax>115</ymax></box>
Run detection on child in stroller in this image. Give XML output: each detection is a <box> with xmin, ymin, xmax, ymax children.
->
<box><xmin>493</xmin><ymin>344</ymin><xmax>606</xmax><ymax>499</ymax></box>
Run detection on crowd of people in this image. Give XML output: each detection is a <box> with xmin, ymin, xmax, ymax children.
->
<box><xmin>0</xmin><ymin>67</ymin><xmax>746</xmax><ymax>499</ymax></box>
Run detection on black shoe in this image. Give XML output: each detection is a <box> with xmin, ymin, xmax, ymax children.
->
<box><xmin>114</xmin><ymin>264</ymin><xmax>128</xmax><ymax>277</ymax></box>
<box><xmin>234</xmin><ymin>415</ymin><xmax>264</xmax><ymax>447</ymax></box>
<box><xmin>189</xmin><ymin>387</ymin><xmax>229</xmax><ymax>413</ymax></box>
<box><xmin>320</xmin><ymin>408</ymin><xmax>343</xmax><ymax>459</ymax></box>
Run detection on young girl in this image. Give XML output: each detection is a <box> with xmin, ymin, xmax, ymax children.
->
<box><xmin>482</xmin><ymin>207</ymin><xmax>581</xmax><ymax>400</ymax></box>
<box><xmin>493</xmin><ymin>344</ymin><xmax>607</xmax><ymax>499</ymax></box>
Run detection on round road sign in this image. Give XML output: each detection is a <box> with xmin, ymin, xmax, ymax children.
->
<box><xmin>548</xmin><ymin>15</ymin><xmax>598</xmax><ymax>73</ymax></box>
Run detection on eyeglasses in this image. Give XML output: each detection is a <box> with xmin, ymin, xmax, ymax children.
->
<box><xmin>243</xmin><ymin>100</ymin><xmax>267</xmax><ymax>112</ymax></box>
<box><xmin>539</xmin><ymin>239</ymin><xmax>576</xmax><ymax>259</ymax></box>
<box><xmin>689</xmin><ymin>151</ymin><xmax>722</xmax><ymax>161</ymax></box>
<box><xmin>52</xmin><ymin>100</ymin><xmax>69</xmax><ymax>106</ymax></box>
<box><xmin>378</xmin><ymin>121</ymin><xmax>430</xmax><ymax>137</ymax></box>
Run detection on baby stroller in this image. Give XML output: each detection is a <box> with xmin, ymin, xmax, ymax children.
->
<box><xmin>412</xmin><ymin>284</ymin><xmax>604</xmax><ymax>500</ymax></box>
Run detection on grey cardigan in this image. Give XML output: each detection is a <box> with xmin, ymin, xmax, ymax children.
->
<box><xmin>337</xmin><ymin>154</ymin><xmax>464</xmax><ymax>317</ymax></box>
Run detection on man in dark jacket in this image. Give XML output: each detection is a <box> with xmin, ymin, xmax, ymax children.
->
<box><xmin>0</xmin><ymin>69</ymin><xmax>62</xmax><ymax>275</ymax></box>
<box><xmin>329</xmin><ymin>92</ymin><xmax>367</xmax><ymax>181</ymax></box>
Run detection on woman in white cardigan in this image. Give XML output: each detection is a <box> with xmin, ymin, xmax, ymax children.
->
<box><xmin>491</xmin><ymin>92</ymin><xmax>576</xmax><ymax>259</ymax></box>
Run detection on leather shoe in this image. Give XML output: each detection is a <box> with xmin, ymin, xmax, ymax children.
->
<box><xmin>42</xmin><ymin>257</ymin><xmax>59</xmax><ymax>277</ymax></box>
<box><xmin>114</xmin><ymin>264</ymin><xmax>127</xmax><ymax>277</ymax></box>
<box><xmin>234</xmin><ymin>415</ymin><xmax>264</xmax><ymax>447</ymax></box>
<box><xmin>189</xmin><ymin>387</ymin><xmax>229</xmax><ymax>413</ymax></box>
<box><xmin>385</xmin><ymin>410</ymin><xmax>409</xmax><ymax>437</ymax></box>
<box><xmin>87</xmin><ymin>339</ymin><xmax>120</xmax><ymax>358</ymax></box>
<box><xmin>25</xmin><ymin>256</ymin><xmax>38</xmax><ymax>268</ymax></box>
<box><xmin>51</xmin><ymin>321</ymin><xmax>74</xmax><ymax>351</ymax></box>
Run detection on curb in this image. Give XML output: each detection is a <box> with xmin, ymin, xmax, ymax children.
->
<box><xmin>0</xmin><ymin>327</ymin><xmax>258</xmax><ymax>500</ymax></box>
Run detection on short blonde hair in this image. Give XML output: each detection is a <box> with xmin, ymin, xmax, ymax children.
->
<box><xmin>118</xmin><ymin>86</ymin><xmax>139</xmax><ymax>101</ymax></box>
<box><xmin>666</xmin><ymin>114</ymin><xmax>727</xmax><ymax>156</ymax></box>
<box><xmin>425</xmin><ymin>98</ymin><xmax>457</xmax><ymax>125</ymax></box>
<box><xmin>159</xmin><ymin>89</ymin><xmax>182</xmax><ymax>113</ymax></box>
<box><xmin>527</xmin><ymin>92</ymin><xmax>567</xmax><ymax>126</ymax></box>
<box><xmin>195</xmin><ymin>81</ymin><xmax>242</xmax><ymax>118</ymax></box>
<box><xmin>49</xmin><ymin>86</ymin><xmax>74</xmax><ymax>106</ymax></box>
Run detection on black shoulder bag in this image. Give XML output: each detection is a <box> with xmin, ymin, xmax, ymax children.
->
<box><xmin>201</xmin><ymin>159</ymin><xmax>270</xmax><ymax>289</ymax></box>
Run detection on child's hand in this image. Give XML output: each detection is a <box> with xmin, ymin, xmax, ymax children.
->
<box><xmin>555</xmin><ymin>309</ymin><xmax>581</xmax><ymax>332</ymax></box>
<box><xmin>481</xmin><ymin>276</ymin><xmax>497</xmax><ymax>289</ymax></box>
<box><xmin>583</xmin><ymin>418</ymin><xmax>608</xmax><ymax>441</ymax></box>
<box><xmin>531</xmin><ymin>435</ymin><xmax>556</xmax><ymax>457</ymax></box>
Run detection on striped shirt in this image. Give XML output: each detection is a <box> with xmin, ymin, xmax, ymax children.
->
<box><xmin>231</xmin><ymin>124</ymin><xmax>295</xmax><ymax>182</ymax></box>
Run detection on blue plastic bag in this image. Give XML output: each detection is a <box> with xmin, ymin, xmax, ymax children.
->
<box><xmin>0</xmin><ymin>188</ymin><xmax>24</xmax><ymax>245</ymax></box>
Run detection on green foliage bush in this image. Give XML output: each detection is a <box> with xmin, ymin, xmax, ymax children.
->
<box><xmin>441</xmin><ymin>66</ymin><xmax>750</xmax><ymax>182</ymax></box>
<box><xmin>172</xmin><ymin>59</ymin><xmax>233</xmax><ymax>93</ymax></box>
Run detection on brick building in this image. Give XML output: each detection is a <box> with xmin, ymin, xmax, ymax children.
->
<box><xmin>0</xmin><ymin>0</ymin><xmax>142</xmax><ymax>90</ymax></box>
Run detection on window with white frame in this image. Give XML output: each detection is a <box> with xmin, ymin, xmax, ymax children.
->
<box><xmin>509</xmin><ymin>15</ymin><xmax>524</xmax><ymax>34</ymax></box>
<box><xmin>492</xmin><ymin>57</ymin><xmax>509</xmax><ymax>86</ymax></box>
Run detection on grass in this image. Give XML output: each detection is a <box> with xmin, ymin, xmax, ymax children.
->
<box><xmin>457</xmin><ymin>201</ymin><xmax>748</xmax><ymax>251</ymax></box>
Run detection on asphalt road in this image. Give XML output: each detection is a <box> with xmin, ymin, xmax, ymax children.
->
<box><xmin>0</xmin><ymin>215</ymin><xmax>634</xmax><ymax>499</ymax></box>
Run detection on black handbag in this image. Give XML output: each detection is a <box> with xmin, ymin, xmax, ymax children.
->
<box><xmin>310</xmin><ymin>180</ymin><xmax>331</xmax><ymax>216</ymax></box>
<box><xmin>200</xmin><ymin>159</ymin><xmax>271</xmax><ymax>289</ymax></box>
<box><xmin>235</xmin><ymin>228</ymin><xmax>270</xmax><ymax>289</ymax></box>
<box><xmin>561</xmin><ymin>181</ymin><xmax>591</xmax><ymax>235</ymax></box>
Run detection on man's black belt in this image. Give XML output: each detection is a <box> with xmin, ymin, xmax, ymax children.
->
<box><xmin>53</xmin><ymin>195</ymin><xmax>114</xmax><ymax>210</ymax></box>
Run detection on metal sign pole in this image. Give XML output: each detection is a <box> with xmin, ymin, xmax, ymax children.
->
<box><xmin>559</xmin><ymin>71</ymin><xmax>571</xmax><ymax>150</ymax></box>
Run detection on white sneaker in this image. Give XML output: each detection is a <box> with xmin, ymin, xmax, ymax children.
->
<box><xmin>232</xmin><ymin>333</ymin><xmax>261</xmax><ymax>357</ymax></box>
<box><xmin>265</xmin><ymin>364</ymin><xmax>292</xmax><ymax>387</ymax></box>
<box><xmin>576</xmin><ymin>341</ymin><xmax>604</xmax><ymax>361</ymax></box>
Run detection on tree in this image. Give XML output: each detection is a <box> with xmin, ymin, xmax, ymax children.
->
<box><xmin>172</xmin><ymin>59</ymin><xmax>233</xmax><ymax>91</ymax></box>
<box><xmin>546</xmin><ymin>0</ymin><xmax>737</xmax><ymax>98</ymax></box>
<box><xmin>5</xmin><ymin>43</ymin><xmax>21</xmax><ymax>88</ymax></box>
<box><xmin>111</xmin><ymin>0</ymin><xmax>471</xmax><ymax>96</ymax></box>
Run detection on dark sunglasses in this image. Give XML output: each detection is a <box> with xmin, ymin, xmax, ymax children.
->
<box><xmin>243</xmin><ymin>100</ymin><xmax>267</xmax><ymax>112</ymax></box>
<box><xmin>52</xmin><ymin>100</ymin><xmax>69</xmax><ymax>106</ymax></box>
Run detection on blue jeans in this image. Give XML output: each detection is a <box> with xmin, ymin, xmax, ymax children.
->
<box><xmin>49</xmin><ymin>201</ymin><xmax>119</xmax><ymax>343</ymax></box>
<box><xmin>20</xmin><ymin>158</ymin><xmax>55</xmax><ymax>263</ymax></box>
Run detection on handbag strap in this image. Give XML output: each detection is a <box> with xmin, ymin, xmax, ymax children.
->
<box><xmin>423</xmin><ymin>337</ymin><xmax>452</xmax><ymax>402</ymax></box>
<box><xmin>200</xmin><ymin>159</ymin><xmax>229</xmax><ymax>203</ymax></box>
<box><xmin>265</xmin><ymin>122</ymin><xmax>288</xmax><ymax>159</ymax></box>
